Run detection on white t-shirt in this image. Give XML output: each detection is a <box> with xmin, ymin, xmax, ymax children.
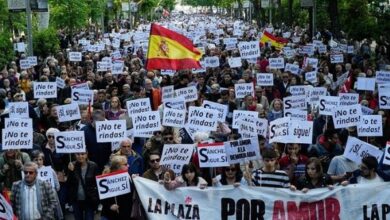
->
<box><xmin>357</xmin><ymin>174</ymin><xmax>384</xmax><ymax>184</ymax></box>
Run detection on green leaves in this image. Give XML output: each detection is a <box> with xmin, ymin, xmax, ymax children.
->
<box><xmin>33</xmin><ymin>28</ymin><xmax>60</xmax><ymax>58</ymax></box>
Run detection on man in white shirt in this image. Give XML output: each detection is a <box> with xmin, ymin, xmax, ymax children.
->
<box><xmin>342</xmin><ymin>156</ymin><xmax>385</xmax><ymax>185</ymax></box>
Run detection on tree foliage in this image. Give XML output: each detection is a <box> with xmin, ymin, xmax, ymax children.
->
<box><xmin>33</xmin><ymin>28</ymin><xmax>60</xmax><ymax>58</ymax></box>
<box><xmin>49</xmin><ymin>0</ymin><xmax>90</xmax><ymax>33</ymax></box>
<box><xmin>0</xmin><ymin>32</ymin><xmax>14</xmax><ymax>71</ymax></box>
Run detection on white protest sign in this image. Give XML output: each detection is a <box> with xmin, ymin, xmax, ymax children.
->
<box><xmin>133</xmin><ymin>111</ymin><xmax>161</xmax><ymax>133</ymax></box>
<box><xmin>283</xmin><ymin>95</ymin><xmax>307</xmax><ymax>111</ymax></box>
<box><xmin>0</xmin><ymin>194</ymin><xmax>14</xmax><ymax>220</ymax></box>
<box><xmin>305</xmin><ymin>58</ymin><xmax>319</xmax><ymax>69</ymax></box>
<box><xmin>300</xmin><ymin>45</ymin><xmax>314</xmax><ymax>56</ymax></box>
<box><xmin>238</xmin><ymin>116</ymin><xmax>268</xmax><ymax>138</ymax></box>
<box><xmin>357</xmin><ymin>77</ymin><xmax>376</xmax><ymax>91</ymax></box>
<box><xmin>332</xmin><ymin>104</ymin><xmax>362</xmax><ymax>129</ymax></box>
<box><xmin>361</xmin><ymin>105</ymin><xmax>374</xmax><ymax>115</ymax></box>
<box><xmin>126</xmin><ymin>98</ymin><xmax>151</xmax><ymax>116</ymax></box>
<box><xmin>27</xmin><ymin>56</ymin><xmax>37</xmax><ymax>67</ymax></box>
<box><xmin>284</xmin><ymin>109</ymin><xmax>307</xmax><ymax>121</ymax></box>
<box><xmin>188</xmin><ymin>106</ymin><xmax>218</xmax><ymax>132</ymax></box>
<box><xmin>160</xmin><ymin>69</ymin><xmax>176</xmax><ymax>77</ymax></box>
<box><xmin>232</xmin><ymin>110</ymin><xmax>258</xmax><ymax>129</ymax></box>
<box><xmin>162</xmin><ymin>86</ymin><xmax>174</xmax><ymax>101</ymax></box>
<box><xmin>69</xmin><ymin>52</ymin><xmax>82</xmax><ymax>62</ymax></box>
<box><xmin>384</xmin><ymin>142</ymin><xmax>390</xmax><ymax>166</ymax></box>
<box><xmin>15</xmin><ymin>42</ymin><xmax>25</xmax><ymax>52</ymax></box>
<box><xmin>283</xmin><ymin>47</ymin><xmax>295</xmax><ymax>58</ymax></box>
<box><xmin>54</xmin><ymin>131</ymin><xmax>86</xmax><ymax>153</ymax></box>
<box><xmin>228</xmin><ymin>57</ymin><xmax>242</xmax><ymax>68</ymax></box>
<box><xmin>330</xmin><ymin>54</ymin><xmax>344</xmax><ymax>63</ymax></box>
<box><xmin>285</xmin><ymin>63</ymin><xmax>300</xmax><ymax>75</ymax></box>
<box><xmin>5</xmin><ymin>118</ymin><xmax>32</xmax><ymax>129</ymax></box>
<box><xmin>238</xmin><ymin>41</ymin><xmax>260</xmax><ymax>59</ymax></box>
<box><xmin>56</xmin><ymin>77</ymin><xmax>65</xmax><ymax>89</ymax></box>
<box><xmin>175</xmin><ymin>86</ymin><xmax>198</xmax><ymax>102</ymax></box>
<box><xmin>224</xmin><ymin>138</ymin><xmax>261</xmax><ymax>164</ymax></box>
<box><xmin>305</xmin><ymin>71</ymin><xmax>317</xmax><ymax>84</ymax></box>
<box><xmin>20</xmin><ymin>59</ymin><xmax>30</xmax><ymax>69</ymax></box>
<box><xmin>357</xmin><ymin>115</ymin><xmax>382</xmax><ymax>137</ymax></box>
<box><xmin>204</xmin><ymin>56</ymin><xmax>220</xmax><ymax>68</ymax></box>
<box><xmin>289</xmin><ymin>85</ymin><xmax>310</xmax><ymax>96</ymax></box>
<box><xmin>256</xmin><ymin>73</ymin><xmax>274</xmax><ymax>86</ymax></box>
<box><xmin>71</xmin><ymin>82</ymin><xmax>89</xmax><ymax>90</ymax></box>
<box><xmin>289</xmin><ymin>120</ymin><xmax>313</xmax><ymax>144</ymax></box>
<box><xmin>8</xmin><ymin>102</ymin><xmax>29</xmax><ymax>118</ymax></box>
<box><xmin>96</xmin><ymin>170</ymin><xmax>131</xmax><ymax>200</ymax></box>
<box><xmin>33</xmin><ymin>82</ymin><xmax>57</xmax><ymax>99</ymax></box>
<box><xmin>2</xmin><ymin>129</ymin><xmax>33</xmax><ymax>149</ymax></box>
<box><xmin>111</xmin><ymin>61</ymin><xmax>124</xmax><ymax>74</ymax></box>
<box><xmin>56</xmin><ymin>103</ymin><xmax>81</xmax><ymax>122</ymax></box>
<box><xmin>339</xmin><ymin>93</ymin><xmax>359</xmax><ymax>106</ymax></box>
<box><xmin>269</xmin><ymin>117</ymin><xmax>291</xmax><ymax>143</ymax></box>
<box><xmin>238</xmin><ymin>120</ymin><xmax>258</xmax><ymax>139</ymax></box>
<box><xmin>318</xmin><ymin>45</ymin><xmax>327</xmax><ymax>53</ymax></box>
<box><xmin>202</xmin><ymin>100</ymin><xmax>228</xmax><ymax>122</ymax></box>
<box><xmin>234</xmin><ymin>83</ymin><xmax>254</xmax><ymax>99</ymax></box>
<box><xmin>268</xmin><ymin>58</ymin><xmax>285</xmax><ymax>69</ymax></box>
<box><xmin>343</xmin><ymin>136</ymin><xmax>383</xmax><ymax>164</ymax></box>
<box><xmin>198</xmin><ymin>143</ymin><xmax>229</xmax><ymax>168</ymax></box>
<box><xmin>309</xmin><ymin>87</ymin><xmax>327</xmax><ymax>105</ymax></box>
<box><xmin>379</xmin><ymin>90</ymin><xmax>390</xmax><ymax>109</ymax></box>
<box><xmin>96</xmin><ymin>61</ymin><xmax>111</xmax><ymax>72</ymax></box>
<box><xmin>38</xmin><ymin>166</ymin><xmax>55</xmax><ymax>188</ymax></box>
<box><xmin>163</xmin><ymin>97</ymin><xmax>186</xmax><ymax>110</ymax></box>
<box><xmin>71</xmin><ymin>89</ymin><xmax>94</xmax><ymax>105</ymax></box>
<box><xmin>376</xmin><ymin>71</ymin><xmax>390</xmax><ymax>84</ymax></box>
<box><xmin>162</xmin><ymin>108</ymin><xmax>186</xmax><ymax>128</ymax></box>
<box><xmin>96</xmin><ymin>120</ymin><xmax>126</xmax><ymax>143</ymax></box>
<box><xmin>160</xmin><ymin>144</ymin><xmax>194</xmax><ymax>176</ymax></box>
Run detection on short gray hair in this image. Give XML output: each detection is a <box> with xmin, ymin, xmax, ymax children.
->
<box><xmin>23</xmin><ymin>162</ymin><xmax>38</xmax><ymax>172</ymax></box>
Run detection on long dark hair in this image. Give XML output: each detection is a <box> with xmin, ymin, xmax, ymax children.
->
<box><xmin>305</xmin><ymin>157</ymin><xmax>324</xmax><ymax>180</ymax></box>
<box><xmin>220</xmin><ymin>164</ymin><xmax>242</xmax><ymax>185</ymax></box>
<box><xmin>181</xmin><ymin>163</ymin><xmax>200</xmax><ymax>186</ymax></box>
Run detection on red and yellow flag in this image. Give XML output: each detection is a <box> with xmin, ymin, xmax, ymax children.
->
<box><xmin>146</xmin><ymin>23</ymin><xmax>202</xmax><ymax>70</ymax></box>
<box><xmin>260</xmin><ymin>31</ymin><xmax>288</xmax><ymax>50</ymax></box>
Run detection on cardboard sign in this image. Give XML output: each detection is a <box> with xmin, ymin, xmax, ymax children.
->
<box><xmin>204</xmin><ymin>56</ymin><xmax>220</xmax><ymax>68</ymax></box>
<box><xmin>96</xmin><ymin>120</ymin><xmax>126</xmax><ymax>143</ymax></box>
<box><xmin>357</xmin><ymin>115</ymin><xmax>382</xmax><ymax>137</ymax></box>
<box><xmin>0</xmin><ymin>194</ymin><xmax>14</xmax><ymax>220</ymax></box>
<box><xmin>126</xmin><ymin>98</ymin><xmax>151</xmax><ymax>116</ymax></box>
<box><xmin>4</xmin><ymin>118</ymin><xmax>32</xmax><ymax>130</ymax></box>
<box><xmin>34</xmin><ymin>82</ymin><xmax>57</xmax><ymax>99</ymax></box>
<box><xmin>343</xmin><ymin>136</ymin><xmax>383</xmax><ymax>164</ymax></box>
<box><xmin>224</xmin><ymin>138</ymin><xmax>261</xmax><ymax>164</ymax></box>
<box><xmin>305</xmin><ymin>71</ymin><xmax>317</xmax><ymax>84</ymax></box>
<box><xmin>71</xmin><ymin>89</ymin><xmax>94</xmax><ymax>105</ymax></box>
<box><xmin>20</xmin><ymin>59</ymin><xmax>30</xmax><ymax>69</ymax></box>
<box><xmin>238</xmin><ymin>116</ymin><xmax>268</xmax><ymax>138</ymax></box>
<box><xmin>97</xmin><ymin>61</ymin><xmax>111</xmax><ymax>72</ymax></box>
<box><xmin>305</xmin><ymin>58</ymin><xmax>319</xmax><ymax>69</ymax></box>
<box><xmin>357</xmin><ymin>77</ymin><xmax>376</xmax><ymax>91</ymax></box>
<box><xmin>283</xmin><ymin>95</ymin><xmax>307</xmax><ymax>111</ymax></box>
<box><xmin>27</xmin><ymin>56</ymin><xmax>37</xmax><ymax>67</ymax></box>
<box><xmin>238</xmin><ymin>41</ymin><xmax>260</xmax><ymax>59</ymax></box>
<box><xmin>54</xmin><ymin>131</ymin><xmax>86</xmax><ymax>153</ymax></box>
<box><xmin>198</xmin><ymin>143</ymin><xmax>229</xmax><ymax>168</ymax></box>
<box><xmin>202</xmin><ymin>100</ymin><xmax>228</xmax><ymax>122</ymax></box>
<box><xmin>332</xmin><ymin>104</ymin><xmax>362</xmax><ymax>129</ymax></box>
<box><xmin>285</xmin><ymin>63</ymin><xmax>300</xmax><ymax>75</ymax></box>
<box><xmin>234</xmin><ymin>83</ymin><xmax>254</xmax><ymax>99</ymax></box>
<box><xmin>289</xmin><ymin>120</ymin><xmax>313</xmax><ymax>144</ymax></box>
<box><xmin>228</xmin><ymin>57</ymin><xmax>242</xmax><ymax>68</ymax></box>
<box><xmin>2</xmin><ymin>128</ymin><xmax>33</xmax><ymax>149</ymax></box>
<box><xmin>56</xmin><ymin>77</ymin><xmax>65</xmax><ymax>89</ymax></box>
<box><xmin>163</xmin><ymin>97</ymin><xmax>186</xmax><ymax>110</ymax></box>
<box><xmin>232</xmin><ymin>110</ymin><xmax>258</xmax><ymax>129</ymax></box>
<box><xmin>162</xmin><ymin>86</ymin><xmax>174</xmax><ymax>101</ymax></box>
<box><xmin>96</xmin><ymin>170</ymin><xmax>131</xmax><ymax>200</ymax></box>
<box><xmin>376</xmin><ymin>71</ymin><xmax>390</xmax><ymax>84</ymax></box>
<box><xmin>256</xmin><ymin>73</ymin><xmax>274</xmax><ymax>86</ymax></box>
<box><xmin>160</xmin><ymin>69</ymin><xmax>176</xmax><ymax>77</ymax></box>
<box><xmin>160</xmin><ymin>144</ymin><xmax>194</xmax><ymax>176</ymax></box>
<box><xmin>330</xmin><ymin>54</ymin><xmax>344</xmax><ymax>63</ymax></box>
<box><xmin>361</xmin><ymin>105</ymin><xmax>374</xmax><ymax>115</ymax></box>
<box><xmin>175</xmin><ymin>86</ymin><xmax>198</xmax><ymax>102</ymax></box>
<box><xmin>8</xmin><ymin>102</ymin><xmax>29</xmax><ymax>118</ymax></box>
<box><xmin>379</xmin><ymin>90</ymin><xmax>390</xmax><ymax>109</ymax></box>
<box><xmin>237</xmin><ymin>120</ymin><xmax>258</xmax><ymax>139</ymax></box>
<box><xmin>269</xmin><ymin>117</ymin><xmax>291</xmax><ymax>143</ymax></box>
<box><xmin>111</xmin><ymin>61</ymin><xmax>124</xmax><ymax>74</ymax></box>
<box><xmin>162</xmin><ymin>108</ymin><xmax>186</xmax><ymax>128</ymax></box>
<box><xmin>383</xmin><ymin>142</ymin><xmax>390</xmax><ymax>166</ymax></box>
<box><xmin>71</xmin><ymin>82</ymin><xmax>89</xmax><ymax>90</ymax></box>
<box><xmin>57</xmin><ymin>103</ymin><xmax>81</xmax><ymax>122</ymax></box>
<box><xmin>339</xmin><ymin>93</ymin><xmax>359</xmax><ymax>106</ymax></box>
<box><xmin>38</xmin><ymin>166</ymin><xmax>55</xmax><ymax>188</ymax></box>
<box><xmin>300</xmin><ymin>45</ymin><xmax>314</xmax><ymax>56</ymax></box>
<box><xmin>309</xmin><ymin>87</ymin><xmax>327</xmax><ymax>105</ymax></box>
<box><xmin>188</xmin><ymin>106</ymin><xmax>218</xmax><ymax>132</ymax></box>
<box><xmin>133</xmin><ymin>111</ymin><xmax>161</xmax><ymax>133</ymax></box>
<box><xmin>268</xmin><ymin>58</ymin><xmax>285</xmax><ymax>69</ymax></box>
<box><xmin>289</xmin><ymin>85</ymin><xmax>310</xmax><ymax>96</ymax></box>
<box><xmin>69</xmin><ymin>52</ymin><xmax>82</xmax><ymax>62</ymax></box>
<box><xmin>284</xmin><ymin>109</ymin><xmax>307</xmax><ymax>121</ymax></box>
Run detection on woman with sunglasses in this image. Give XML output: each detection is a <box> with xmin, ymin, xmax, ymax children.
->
<box><xmin>163</xmin><ymin>163</ymin><xmax>208</xmax><ymax>190</ymax></box>
<box><xmin>213</xmin><ymin>164</ymin><xmax>247</xmax><ymax>187</ymax></box>
<box><xmin>101</xmin><ymin>155</ymin><xmax>133</xmax><ymax>220</ymax></box>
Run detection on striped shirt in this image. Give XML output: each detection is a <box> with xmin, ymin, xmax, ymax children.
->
<box><xmin>251</xmin><ymin>168</ymin><xmax>290</xmax><ymax>188</ymax></box>
<box><xmin>23</xmin><ymin>184</ymin><xmax>41</xmax><ymax>220</ymax></box>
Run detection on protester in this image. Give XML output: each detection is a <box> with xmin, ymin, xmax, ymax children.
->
<box><xmin>163</xmin><ymin>163</ymin><xmax>208</xmax><ymax>190</ymax></box>
<box><xmin>0</xmin><ymin>150</ymin><xmax>31</xmax><ymax>192</ymax></box>
<box><xmin>113</xmin><ymin>138</ymin><xmax>144</xmax><ymax>175</ymax></box>
<box><xmin>342</xmin><ymin>156</ymin><xmax>389</xmax><ymax>185</ymax></box>
<box><xmin>142</xmin><ymin>151</ymin><xmax>163</xmax><ymax>181</ymax></box>
<box><xmin>212</xmin><ymin>164</ymin><xmax>247</xmax><ymax>187</ymax></box>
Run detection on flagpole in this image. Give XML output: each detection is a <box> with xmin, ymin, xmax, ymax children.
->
<box><xmin>145</xmin><ymin>22</ymin><xmax>154</xmax><ymax>70</ymax></box>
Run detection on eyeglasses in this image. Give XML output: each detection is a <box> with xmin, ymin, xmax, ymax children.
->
<box><xmin>47</xmin><ymin>135</ymin><xmax>54</xmax><ymax>139</ymax></box>
<box><xmin>150</xmin><ymin>158</ymin><xmax>160</xmax><ymax>163</ymax></box>
<box><xmin>225</xmin><ymin>168</ymin><xmax>236</xmax><ymax>172</ymax></box>
<box><xmin>164</xmin><ymin>137</ymin><xmax>174</xmax><ymax>141</ymax></box>
<box><xmin>24</xmin><ymin>171</ymin><xmax>35</xmax><ymax>175</ymax></box>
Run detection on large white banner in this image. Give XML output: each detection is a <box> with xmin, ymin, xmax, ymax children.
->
<box><xmin>134</xmin><ymin>177</ymin><xmax>390</xmax><ymax>220</ymax></box>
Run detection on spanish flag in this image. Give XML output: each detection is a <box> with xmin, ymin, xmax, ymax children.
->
<box><xmin>146</xmin><ymin>23</ymin><xmax>202</xmax><ymax>70</ymax></box>
<box><xmin>260</xmin><ymin>31</ymin><xmax>288</xmax><ymax>50</ymax></box>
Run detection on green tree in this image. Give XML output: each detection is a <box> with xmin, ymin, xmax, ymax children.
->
<box><xmin>0</xmin><ymin>32</ymin><xmax>14</xmax><ymax>71</ymax></box>
<box><xmin>33</xmin><ymin>28</ymin><xmax>60</xmax><ymax>59</ymax></box>
<box><xmin>50</xmin><ymin>0</ymin><xmax>90</xmax><ymax>33</ymax></box>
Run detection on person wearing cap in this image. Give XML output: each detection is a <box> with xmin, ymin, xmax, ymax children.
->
<box><xmin>245</xmin><ymin>149</ymin><xmax>290</xmax><ymax>188</ymax></box>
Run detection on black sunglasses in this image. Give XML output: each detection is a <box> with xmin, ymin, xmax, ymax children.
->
<box><xmin>150</xmin><ymin>158</ymin><xmax>160</xmax><ymax>163</ymax></box>
<box><xmin>24</xmin><ymin>171</ymin><xmax>35</xmax><ymax>175</ymax></box>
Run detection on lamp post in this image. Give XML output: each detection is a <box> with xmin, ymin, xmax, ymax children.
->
<box><xmin>25</xmin><ymin>0</ymin><xmax>33</xmax><ymax>56</ymax></box>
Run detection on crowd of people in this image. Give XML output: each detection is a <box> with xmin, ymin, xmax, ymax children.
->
<box><xmin>0</xmin><ymin>11</ymin><xmax>390</xmax><ymax>220</ymax></box>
